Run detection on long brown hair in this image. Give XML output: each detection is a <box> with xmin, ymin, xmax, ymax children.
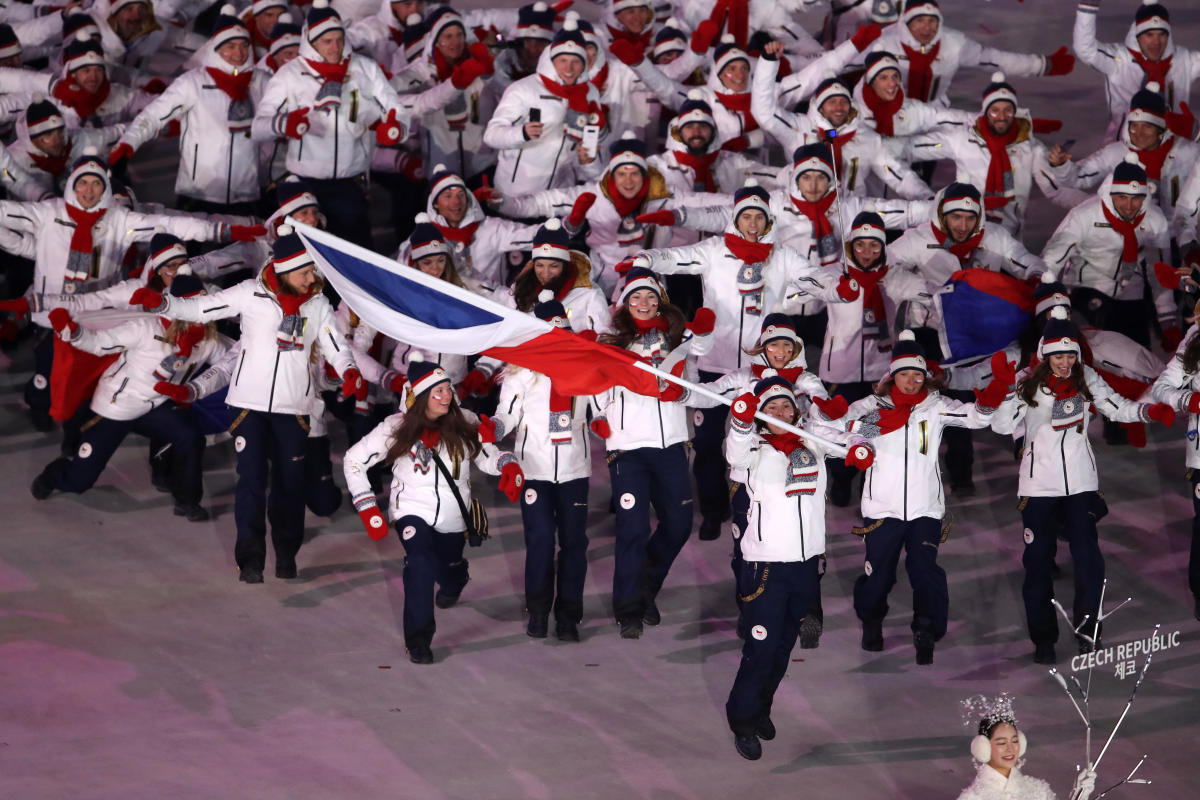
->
<box><xmin>599</xmin><ymin>303</ymin><xmax>687</xmax><ymax>351</ymax></box>
<box><xmin>874</xmin><ymin>373</ymin><xmax>947</xmax><ymax>397</ymax></box>
<box><xmin>412</xmin><ymin>254</ymin><xmax>467</xmax><ymax>288</ymax></box>
<box><xmin>1017</xmin><ymin>359</ymin><xmax>1093</xmax><ymax>406</ymax></box>
<box><xmin>511</xmin><ymin>252</ymin><xmax>589</xmax><ymax>312</ymax></box>
<box><xmin>1181</xmin><ymin>331</ymin><xmax>1200</xmax><ymax>374</ymax></box>
<box><xmin>163</xmin><ymin>319</ymin><xmax>216</xmax><ymax>348</ymax></box>
<box><xmin>384</xmin><ymin>389</ymin><xmax>482</xmax><ymax>467</ymax></box>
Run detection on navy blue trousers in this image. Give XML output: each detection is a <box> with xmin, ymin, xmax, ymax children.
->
<box><xmin>25</xmin><ymin>328</ymin><xmax>53</xmax><ymax>417</ymax></box>
<box><xmin>693</xmin><ymin>370</ymin><xmax>731</xmax><ymax>521</ymax></box>
<box><xmin>726</xmin><ymin>557</ymin><xmax>822</xmax><ymax>736</ymax></box>
<box><xmin>520</xmin><ymin>477</ymin><xmax>590</xmax><ymax>622</ymax></box>
<box><xmin>853</xmin><ymin>516</ymin><xmax>948</xmax><ymax>639</ymax></box>
<box><xmin>229</xmin><ymin>408</ymin><xmax>308</xmax><ymax>572</ymax></box>
<box><xmin>1190</xmin><ymin>473</ymin><xmax>1200</xmax><ymax>601</ymax></box>
<box><xmin>731</xmin><ymin>482</ymin><xmax>750</xmax><ymax>606</ymax></box>
<box><xmin>608</xmin><ymin>443</ymin><xmax>694</xmax><ymax>622</ymax></box>
<box><xmin>396</xmin><ymin>515</ymin><xmax>469</xmax><ymax>649</ymax></box>
<box><xmin>1021</xmin><ymin>493</ymin><xmax>1106</xmax><ymax>645</ymax></box>
<box><xmin>303</xmin><ymin>435</ymin><xmax>343</xmax><ymax>517</ymax></box>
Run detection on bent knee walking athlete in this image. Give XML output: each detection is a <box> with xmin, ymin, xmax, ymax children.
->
<box><xmin>343</xmin><ymin>355</ymin><xmax>524</xmax><ymax>664</ymax></box>
<box><xmin>993</xmin><ymin>307</ymin><xmax>1175</xmax><ymax>665</ymax></box>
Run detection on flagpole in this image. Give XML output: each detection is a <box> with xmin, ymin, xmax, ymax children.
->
<box><xmin>630</xmin><ymin>360</ymin><xmax>852</xmax><ymax>456</ymax></box>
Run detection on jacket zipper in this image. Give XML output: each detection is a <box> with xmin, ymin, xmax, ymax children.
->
<box><xmin>191</xmin><ymin>143</ymin><xmax>198</xmax><ymax>180</ymax></box>
<box><xmin>797</xmin><ymin>497</ymin><xmax>805</xmax><ymax>561</ymax></box>
<box><xmin>1059</xmin><ymin>429</ymin><xmax>1070</xmax><ymax>494</ymax></box>
<box><xmin>225</xmin><ymin>131</ymin><xmax>235</xmax><ymax>205</ymax></box>
<box><xmin>546</xmin><ymin>135</ymin><xmax>567</xmax><ymax>189</ymax></box>
<box><xmin>267</xmin><ymin>351</ymin><xmax>281</xmax><ymax>411</ymax></box>
<box><xmin>903</xmin><ymin>418</ymin><xmax>910</xmax><ymax>519</ymax></box>
<box><xmin>234</xmin><ymin>349</ymin><xmax>247</xmax><ymax>385</ymax></box>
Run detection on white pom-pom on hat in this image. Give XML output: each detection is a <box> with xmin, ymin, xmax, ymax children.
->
<box><xmin>1143</xmin><ymin>0</ymin><xmax>1156</xmax><ymax>5</ymax></box>
<box><xmin>278</xmin><ymin>223</ymin><xmax>294</xmax><ymax>236</ymax></box>
<box><xmin>220</xmin><ymin>4</ymin><xmax>236</xmax><ymax>14</ymax></box>
<box><xmin>687</xmin><ymin>88</ymin><xmax>704</xmax><ymax>101</ymax></box>
<box><xmin>664</xmin><ymin>16</ymin><xmax>680</xmax><ymax>28</ymax></box>
<box><xmin>761</xmin><ymin>368</ymin><xmax>778</xmax><ymax>379</ymax></box>
<box><xmin>1040</xmin><ymin>270</ymin><xmax>1058</xmax><ymax>283</ymax></box>
<box><xmin>743</xmin><ymin>178</ymin><xmax>759</xmax><ymax>187</ymax></box>
<box><xmin>1124</xmin><ymin>152</ymin><xmax>1141</xmax><ymax>164</ymax></box>
<box><xmin>564</xmin><ymin>18</ymin><xmax>578</xmax><ymax>31</ymax></box>
<box><xmin>991</xmin><ymin>71</ymin><xmax>1006</xmax><ymax>83</ymax></box>
<box><xmin>538</xmin><ymin>289</ymin><xmax>554</xmax><ymax>302</ymax></box>
<box><xmin>564</xmin><ymin>10</ymin><xmax>579</xmax><ymax>21</ymax></box>
<box><xmin>312</xmin><ymin>0</ymin><xmax>329</xmax><ymax>9</ymax></box>
<box><xmin>280</xmin><ymin>13</ymin><xmax>293</xmax><ymax>23</ymax></box>
<box><xmin>153</xmin><ymin>225</ymin><xmax>165</xmax><ymax>233</ymax></box>
<box><xmin>176</xmin><ymin>265</ymin><xmax>194</xmax><ymax>276</ymax></box>
<box><xmin>1147</xmin><ymin>81</ymin><xmax>1161</xmax><ymax>93</ymax></box>
<box><xmin>620</xmin><ymin>130</ymin><xmax>636</xmax><ymax>140</ymax></box>
<box><xmin>406</xmin><ymin>12</ymin><xmax>421</xmax><ymax>24</ymax></box>
<box><xmin>1050</xmin><ymin>305</ymin><xmax>1069</xmax><ymax>320</ymax></box>
<box><xmin>76</xmin><ymin>31</ymin><xmax>91</xmax><ymax>42</ymax></box>
<box><xmin>534</xmin><ymin>1</ymin><xmax>548</xmax><ymax>10</ymax></box>
<box><xmin>82</xmin><ymin>145</ymin><xmax>99</xmax><ymax>156</ymax></box>
<box><xmin>822</xmin><ymin>70</ymin><xmax>836</xmax><ymax>80</ymax></box>
<box><xmin>544</xmin><ymin>217</ymin><xmax>562</xmax><ymax>231</ymax></box>
<box><xmin>410</xmin><ymin>350</ymin><xmax>425</xmax><ymax>362</ymax></box>
<box><xmin>898</xmin><ymin>329</ymin><xmax>916</xmax><ymax>342</ymax></box>
<box><xmin>720</xmin><ymin>33</ymin><xmax>735</xmax><ymax>44</ymax></box>
<box><xmin>414</xmin><ymin>212</ymin><xmax>431</xmax><ymax>223</ymax></box>
<box><xmin>432</xmin><ymin>163</ymin><xmax>447</xmax><ymax>173</ymax></box>
<box><xmin>32</xmin><ymin>92</ymin><xmax>44</xmax><ymax>102</ymax></box>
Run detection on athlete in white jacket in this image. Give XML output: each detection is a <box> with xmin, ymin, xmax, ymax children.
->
<box><xmin>344</xmin><ymin>354</ymin><xmax>524</xmax><ymax>664</ymax></box>
<box><xmin>992</xmin><ymin>307</ymin><xmax>1174</xmax><ymax>663</ymax></box>
<box><xmin>4</xmin><ymin>98</ymin><xmax>122</xmax><ymax>202</ymax></box>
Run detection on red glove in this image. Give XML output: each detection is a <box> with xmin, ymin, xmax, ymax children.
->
<box><xmin>691</xmin><ymin>18</ymin><xmax>721</xmax><ymax>54</ymax></box>
<box><xmin>730</xmin><ymin>392</ymin><xmax>759</xmax><ymax>428</ymax></box>
<box><xmin>590</xmin><ymin>418</ymin><xmax>611</xmax><ymax>438</ymax></box>
<box><xmin>175</xmin><ymin>324</ymin><xmax>205</xmax><ymax>357</ymax></box>
<box><xmin>687</xmin><ymin>307</ymin><xmax>716</xmax><ymax>336</ymax></box>
<box><xmin>1031</xmin><ymin>118</ymin><xmax>1063</xmax><ymax>134</ymax></box>
<box><xmin>359</xmin><ymin>505</ymin><xmax>389</xmax><ymax>540</ymax></box>
<box><xmin>387</xmin><ymin>373</ymin><xmax>407</xmax><ymax>393</ymax></box>
<box><xmin>395</xmin><ymin>153</ymin><xmax>423</xmax><ymax>181</ymax></box>
<box><xmin>468</xmin><ymin>42</ymin><xmax>495</xmax><ymax>74</ymax></box>
<box><xmin>720</xmin><ymin>135</ymin><xmax>750</xmax><ymax>153</ymax></box>
<box><xmin>614</xmin><ymin>257</ymin><xmax>636</xmax><ymax>276</ymax></box>
<box><xmin>0</xmin><ymin>297</ymin><xmax>31</xmax><ymax>317</ymax></box>
<box><xmin>48</xmin><ymin>308</ymin><xmax>77</xmax><ymax>336</ymax></box>
<box><xmin>108</xmin><ymin>142</ymin><xmax>134</xmax><ymax>166</ymax></box>
<box><xmin>129</xmin><ymin>287</ymin><xmax>165</xmax><ymax>311</ymax></box>
<box><xmin>284</xmin><ymin>107</ymin><xmax>310</xmax><ymax>139</ymax></box>
<box><xmin>141</xmin><ymin>77</ymin><xmax>168</xmax><ymax>95</ymax></box>
<box><xmin>231</xmin><ymin>224</ymin><xmax>266</xmax><ymax>242</ymax></box>
<box><xmin>477</xmin><ymin>414</ymin><xmax>498</xmax><ymax>443</ymax></box>
<box><xmin>567</xmin><ymin>192</ymin><xmax>597</xmax><ymax>229</ymax></box>
<box><xmin>851</xmin><ymin>23</ymin><xmax>882</xmax><ymax>52</ymax></box>
<box><xmin>876</xmin><ymin>405</ymin><xmax>911</xmax><ymax>435</ymax></box>
<box><xmin>376</xmin><ymin>108</ymin><xmax>405</xmax><ymax>144</ymax></box>
<box><xmin>636</xmin><ymin>210</ymin><xmax>677</xmax><ymax>226</ymax></box>
<box><xmin>457</xmin><ymin>368</ymin><xmax>490</xmax><ymax>400</ymax></box>
<box><xmin>154</xmin><ymin>380</ymin><xmax>195</xmax><ymax>405</ymax></box>
<box><xmin>1166</xmin><ymin>102</ymin><xmax>1197</xmax><ymax>140</ymax></box>
<box><xmin>1162</xmin><ymin>326</ymin><xmax>1183</xmax><ymax>353</ymax></box>
<box><xmin>1154</xmin><ymin>260</ymin><xmax>1183</xmax><ymax>290</ymax></box>
<box><xmin>844</xmin><ymin>442</ymin><xmax>874</xmax><ymax>471</ymax></box>
<box><xmin>609</xmin><ymin>38</ymin><xmax>645</xmax><ymax>67</ymax></box>
<box><xmin>1188</xmin><ymin>393</ymin><xmax>1200</xmax><ymax>414</ymax></box>
<box><xmin>499</xmin><ymin>461</ymin><xmax>525</xmax><ymax>502</ymax></box>
<box><xmin>473</xmin><ymin>174</ymin><xmax>500</xmax><ymax>205</ymax></box>
<box><xmin>1146</xmin><ymin>402</ymin><xmax>1176</xmax><ymax>427</ymax></box>
<box><xmin>813</xmin><ymin>395</ymin><xmax>848</xmax><ymax>420</ymax></box>
<box><xmin>341</xmin><ymin>368</ymin><xmax>368</xmax><ymax>401</ymax></box>
<box><xmin>658</xmin><ymin>360</ymin><xmax>687</xmax><ymax>402</ymax></box>
<box><xmin>451</xmin><ymin>58</ymin><xmax>488</xmax><ymax>90</ymax></box>
<box><xmin>1043</xmin><ymin>45</ymin><xmax>1075</xmax><ymax>76</ymax></box>
<box><xmin>836</xmin><ymin>274</ymin><xmax>860</xmax><ymax>301</ymax></box>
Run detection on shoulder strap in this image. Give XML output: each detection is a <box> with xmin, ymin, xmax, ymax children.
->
<box><xmin>429</xmin><ymin>447</ymin><xmax>471</xmax><ymax>523</ymax></box>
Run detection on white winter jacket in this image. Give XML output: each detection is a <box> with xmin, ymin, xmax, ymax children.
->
<box><xmin>993</xmin><ymin>364</ymin><xmax>1150</xmax><ymax>497</ymax></box>
<box><xmin>1063</xmin><ymin>132</ymin><xmax>1200</xmax><ymax>222</ymax></box>
<box><xmin>493</xmin><ymin>366</ymin><xmax>592</xmax><ymax>484</ymax></box>
<box><xmin>1151</xmin><ymin>325</ymin><xmax>1200</xmax><ymax>469</ymax></box>
<box><xmin>889</xmin><ymin>217</ymin><xmax>1046</xmax><ymax>289</ymax></box>
<box><xmin>5</xmin><ymin>115</ymin><xmax>123</xmax><ymax>201</ymax></box>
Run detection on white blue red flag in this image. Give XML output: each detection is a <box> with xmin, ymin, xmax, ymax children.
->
<box><xmin>935</xmin><ymin>269</ymin><xmax>1034</xmax><ymax>364</ymax></box>
<box><xmin>293</xmin><ymin>222</ymin><xmax>662</xmax><ymax>398</ymax></box>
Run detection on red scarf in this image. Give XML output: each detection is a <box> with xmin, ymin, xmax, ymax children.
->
<box><xmin>714</xmin><ymin>90</ymin><xmax>758</xmax><ymax>132</ymax></box>
<box><xmin>606</xmin><ymin>24</ymin><xmax>652</xmax><ymax>56</ymax></box>
<box><xmin>54</xmin><ymin>78</ymin><xmax>110</xmax><ymax>121</ymax></box>
<box><xmin>789</xmin><ymin>191</ymin><xmax>836</xmax><ymax>241</ymax></box>
<box><xmin>432</xmin><ymin>48</ymin><xmax>462</xmax><ymax>82</ymax></box>
<box><xmin>817</xmin><ymin>127</ymin><xmax>855</xmax><ymax>176</ymax></box>
<box><xmin>434</xmin><ymin>220</ymin><xmax>481</xmax><ymax>245</ymax></box>
<box><xmin>886</xmin><ymin>384</ymin><xmax>927</xmax><ymax>428</ymax></box>
<box><xmin>263</xmin><ymin>263</ymin><xmax>316</xmax><ymax>315</ymax></box>
<box><xmin>672</xmin><ymin>149</ymin><xmax>720</xmax><ymax>191</ymax></box>
<box><xmin>632</xmin><ymin>315</ymin><xmax>670</xmax><ymax>334</ymax></box>
<box><xmin>901</xmin><ymin>41</ymin><xmax>940</xmax><ymax>102</ymax></box>
<box><xmin>1100</xmin><ymin>201</ymin><xmax>1145</xmax><ymax>263</ymax></box>
<box><xmin>205</xmin><ymin>67</ymin><xmax>253</xmax><ymax>102</ymax></box>
<box><xmin>848</xmin><ymin>264</ymin><xmax>889</xmax><ymax>327</ymax></box>
<box><xmin>390</xmin><ymin>26</ymin><xmax>404</xmax><ymax>46</ymax></box>
<box><xmin>1128</xmin><ymin>49</ymin><xmax>1172</xmax><ymax>89</ymax></box>
<box><xmin>590</xmin><ymin>62</ymin><xmax>609</xmax><ymax>94</ymax></box>
<box><xmin>762</xmin><ymin>431</ymin><xmax>803</xmax><ymax>455</ymax></box>
<box><xmin>1134</xmin><ymin>137</ymin><xmax>1173</xmax><ymax>180</ymax></box>
<box><xmin>420</xmin><ymin>429</ymin><xmax>441</xmax><ymax>450</ymax></box>
<box><xmin>29</xmin><ymin>148</ymin><xmax>70</xmax><ymax>178</ymax></box>
<box><xmin>548</xmin><ymin>262</ymin><xmax>579</xmax><ymax>302</ymax></box>
<box><xmin>64</xmin><ymin>204</ymin><xmax>107</xmax><ymax>266</ymax></box>
<box><xmin>250</xmin><ymin>24</ymin><xmax>271</xmax><ymax>51</ymax></box>
<box><xmin>861</xmin><ymin>83</ymin><xmax>904</xmax><ymax>137</ymax></box>
<box><xmin>930</xmin><ymin>221</ymin><xmax>985</xmax><ymax>266</ymax></box>
<box><xmin>1045</xmin><ymin>374</ymin><xmax>1079</xmax><ymax>400</ymax></box>
<box><xmin>724</xmin><ymin>232</ymin><xmax>773</xmax><ymax>265</ymax></box>
<box><xmin>539</xmin><ymin>73</ymin><xmax>592</xmax><ymax>113</ymax></box>
<box><xmin>751</xmin><ymin>363</ymin><xmax>804</xmax><ymax>383</ymax></box>
<box><xmin>604</xmin><ymin>173</ymin><xmax>650</xmax><ymax>218</ymax></box>
<box><xmin>976</xmin><ymin>117</ymin><xmax>1018</xmax><ymax>210</ymax></box>
<box><xmin>304</xmin><ymin>57</ymin><xmax>349</xmax><ymax>88</ymax></box>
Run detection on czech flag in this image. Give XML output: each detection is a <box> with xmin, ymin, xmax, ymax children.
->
<box><xmin>293</xmin><ymin>222</ymin><xmax>662</xmax><ymax>398</ymax></box>
<box><xmin>935</xmin><ymin>269</ymin><xmax>1034</xmax><ymax>364</ymax></box>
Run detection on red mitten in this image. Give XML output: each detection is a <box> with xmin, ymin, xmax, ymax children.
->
<box><xmin>851</xmin><ymin>23</ymin><xmax>882</xmax><ymax>52</ymax></box>
<box><xmin>567</xmin><ymin>192</ymin><xmax>597</xmax><ymax>229</ymax></box>
<box><xmin>108</xmin><ymin>142</ymin><xmax>134</xmax><ymax>166</ymax></box>
<box><xmin>613</xmin><ymin>257</ymin><xmax>636</xmax><ymax>276</ymax></box>
<box><xmin>1031</xmin><ymin>118</ymin><xmax>1063</xmax><ymax>134</ymax></box>
<box><xmin>129</xmin><ymin>287</ymin><xmax>165</xmax><ymax>311</ymax></box>
<box><xmin>730</xmin><ymin>392</ymin><xmax>759</xmax><ymax>429</ymax></box>
<box><xmin>284</xmin><ymin>107</ymin><xmax>310</xmax><ymax>139</ymax></box>
<box><xmin>1154</xmin><ymin>260</ymin><xmax>1182</xmax><ymax>290</ymax></box>
<box><xmin>451</xmin><ymin>58</ymin><xmax>488</xmax><ymax>89</ymax></box>
<box><xmin>658</xmin><ymin>360</ymin><xmax>687</xmax><ymax>402</ymax></box>
<box><xmin>468</xmin><ymin>42</ymin><xmax>495</xmax><ymax>74</ymax></box>
<box><xmin>836</xmin><ymin>273</ymin><xmax>860</xmax><ymax>301</ymax></box>
<box><xmin>0</xmin><ymin>297</ymin><xmax>31</xmax><ymax>316</ymax></box>
<box><xmin>687</xmin><ymin>307</ymin><xmax>716</xmax><ymax>336</ymax></box>
<box><xmin>473</xmin><ymin>174</ymin><xmax>500</xmax><ymax>205</ymax></box>
<box><xmin>1043</xmin><ymin>46</ymin><xmax>1075</xmax><ymax>76</ymax></box>
<box><xmin>376</xmin><ymin>108</ymin><xmax>405</xmax><ymax>144</ymax></box>
<box><xmin>359</xmin><ymin>505</ymin><xmax>389</xmax><ymax>540</ymax></box>
<box><xmin>1162</xmin><ymin>325</ymin><xmax>1183</xmax><ymax>353</ymax></box>
<box><xmin>609</xmin><ymin>38</ymin><xmax>645</xmax><ymax>67</ymax></box>
<box><xmin>395</xmin><ymin>153</ymin><xmax>423</xmax><ymax>181</ymax></box>
<box><xmin>154</xmin><ymin>380</ymin><xmax>195</xmax><ymax>405</ymax></box>
<box><xmin>813</xmin><ymin>395</ymin><xmax>848</xmax><ymax>420</ymax></box>
<box><xmin>477</xmin><ymin>414</ymin><xmax>498</xmax><ymax>443</ymax></box>
<box><xmin>636</xmin><ymin>209</ymin><xmax>677</xmax><ymax>226</ymax></box>
<box><xmin>231</xmin><ymin>224</ymin><xmax>266</xmax><ymax>242</ymax></box>
<box><xmin>876</xmin><ymin>405</ymin><xmax>911</xmax><ymax>435</ymax></box>
<box><xmin>1146</xmin><ymin>402</ymin><xmax>1176</xmax><ymax>427</ymax></box>
<box><xmin>499</xmin><ymin>461</ymin><xmax>525</xmax><ymax>502</ymax></box>
<box><xmin>175</xmin><ymin>324</ymin><xmax>205</xmax><ymax>357</ymax></box>
<box><xmin>1188</xmin><ymin>393</ymin><xmax>1200</xmax><ymax>414</ymax></box>
<box><xmin>52</xmin><ymin>79</ymin><xmax>91</xmax><ymax>110</ymax></box>
<box><xmin>1166</xmin><ymin>102</ymin><xmax>1196</xmax><ymax>140</ymax></box>
<box><xmin>844</xmin><ymin>442</ymin><xmax>875</xmax><ymax>471</ymax></box>
<box><xmin>387</xmin><ymin>373</ymin><xmax>407</xmax><ymax>393</ymax></box>
<box><xmin>590</xmin><ymin>418</ymin><xmax>611</xmax><ymax>438</ymax></box>
<box><xmin>720</xmin><ymin>135</ymin><xmax>749</xmax><ymax>153</ymax></box>
<box><xmin>142</xmin><ymin>77</ymin><xmax>168</xmax><ymax>94</ymax></box>
<box><xmin>457</xmin><ymin>368</ymin><xmax>490</xmax><ymax>400</ymax></box>
<box><xmin>48</xmin><ymin>308</ymin><xmax>77</xmax><ymax>336</ymax></box>
<box><xmin>991</xmin><ymin>350</ymin><xmax>1016</xmax><ymax>388</ymax></box>
<box><xmin>691</xmin><ymin>19</ymin><xmax>720</xmax><ymax>54</ymax></box>
<box><xmin>341</xmin><ymin>368</ymin><xmax>368</xmax><ymax>401</ymax></box>
<box><xmin>550</xmin><ymin>0</ymin><xmax>573</xmax><ymax>14</ymax></box>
